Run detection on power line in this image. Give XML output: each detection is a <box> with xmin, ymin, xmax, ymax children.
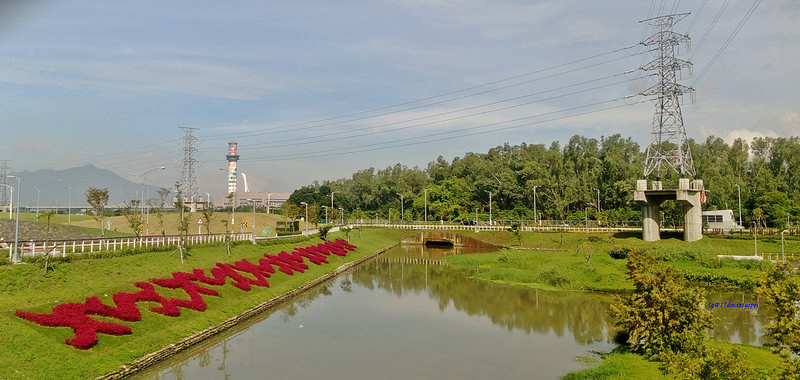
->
<box><xmin>199</xmin><ymin>45</ymin><xmax>641</xmax><ymax>142</ymax></box>
<box><xmin>692</xmin><ymin>0</ymin><xmax>762</xmax><ymax>87</ymax></box>
<box><xmin>243</xmin><ymin>95</ymin><xmax>645</xmax><ymax>162</ymax></box>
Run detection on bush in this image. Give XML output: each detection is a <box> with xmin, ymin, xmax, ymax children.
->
<box><xmin>609</xmin><ymin>246</ymin><xmax>636</xmax><ymax>260</ymax></box>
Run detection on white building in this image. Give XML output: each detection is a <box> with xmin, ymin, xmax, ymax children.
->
<box><xmin>701</xmin><ymin>210</ymin><xmax>742</xmax><ymax>232</ymax></box>
<box><xmin>213</xmin><ymin>192</ymin><xmax>292</xmax><ymax>211</ymax></box>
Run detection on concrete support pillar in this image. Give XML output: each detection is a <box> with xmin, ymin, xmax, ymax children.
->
<box><xmin>642</xmin><ymin>203</ymin><xmax>661</xmax><ymax>242</ymax></box>
<box><xmin>682</xmin><ymin>179</ymin><xmax>703</xmax><ymax>242</ymax></box>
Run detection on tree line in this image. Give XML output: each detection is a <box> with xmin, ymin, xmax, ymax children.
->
<box><xmin>284</xmin><ymin>134</ymin><xmax>800</xmax><ymax>228</ymax></box>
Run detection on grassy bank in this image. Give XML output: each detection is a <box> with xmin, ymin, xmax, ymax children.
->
<box><xmin>441</xmin><ymin>230</ymin><xmax>792</xmax><ymax>291</ymax></box>
<box><xmin>564</xmin><ymin>342</ymin><xmax>782</xmax><ymax>379</ymax></box>
<box><xmin>0</xmin><ymin>228</ymin><xmax>405</xmax><ymax>379</ymax></box>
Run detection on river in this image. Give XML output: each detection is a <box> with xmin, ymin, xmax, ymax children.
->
<box><xmin>139</xmin><ymin>244</ymin><xmax>769</xmax><ymax>379</ymax></box>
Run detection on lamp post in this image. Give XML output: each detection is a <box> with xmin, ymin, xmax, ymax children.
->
<box><xmin>735</xmin><ymin>184</ymin><xmax>742</xmax><ymax>228</ymax></box>
<box><xmin>424</xmin><ymin>189</ymin><xmax>429</xmax><ymax>223</ymax></box>
<box><xmin>135</xmin><ymin>166</ymin><xmax>165</xmax><ymax>233</ymax></box>
<box><xmin>0</xmin><ymin>184</ymin><xmax>12</xmax><ymax>219</ymax></box>
<box><xmin>339</xmin><ymin>207</ymin><xmax>344</xmax><ymax>225</ymax></box>
<box><xmin>57</xmin><ymin>179</ymin><xmax>71</xmax><ymax>224</ymax></box>
<box><xmin>486</xmin><ymin>190</ymin><xmax>493</xmax><ymax>226</ymax></box>
<box><xmin>398</xmin><ymin>193</ymin><xmax>404</xmax><ymax>222</ymax></box>
<box><xmin>330</xmin><ymin>192</ymin><xmax>335</xmax><ymax>210</ymax></box>
<box><xmin>267</xmin><ymin>193</ymin><xmax>272</xmax><ymax>214</ymax></box>
<box><xmin>300</xmin><ymin>202</ymin><xmax>308</xmax><ymax>235</ymax></box>
<box><xmin>594</xmin><ymin>188</ymin><xmax>600</xmax><ymax>213</ymax></box>
<box><xmin>247</xmin><ymin>199</ymin><xmax>257</xmax><ymax>243</ymax></box>
<box><xmin>782</xmin><ymin>230</ymin><xmax>788</xmax><ymax>262</ymax></box>
<box><xmin>7</xmin><ymin>175</ymin><xmax>21</xmax><ymax>263</ymax></box>
<box><xmin>533</xmin><ymin>185</ymin><xmax>540</xmax><ymax>225</ymax></box>
<box><xmin>33</xmin><ymin>186</ymin><xmax>40</xmax><ymax>220</ymax></box>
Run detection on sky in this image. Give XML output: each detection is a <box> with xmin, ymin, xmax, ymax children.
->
<box><xmin>1</xmin><ymin>0</ymin><xmax>798</xmax><ymax>198</ymax></box>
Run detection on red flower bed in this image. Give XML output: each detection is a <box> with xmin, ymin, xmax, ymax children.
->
<box><xmin>15</xmin><ymin>239</ymin><xmax>356</xmax><ymax>349</ymax></box>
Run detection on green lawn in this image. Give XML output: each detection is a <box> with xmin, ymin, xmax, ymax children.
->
<box><xmin>1</xmin><ymin>225</ymin><xmax>792</xmax><ymax>378</ymax></box>
<box><xmin>563</xmin><ymin>342</ymin><xmax>782</xmax><ymax>379</ymax></box>
<box><xmin>442</xmin><ymin>230</ymin><xmax>790</xmax><ymax>291</ymax></box>
<box><xmin>0</xmin><ymin>229</ymin><xmax>402</xmax><ymax>379</ymax></box>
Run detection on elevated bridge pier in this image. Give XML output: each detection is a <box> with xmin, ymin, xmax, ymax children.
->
<box><xmin>634</xmin><ymin>178</ymin><xmax>703</xmax><ymax>242</ymax></box>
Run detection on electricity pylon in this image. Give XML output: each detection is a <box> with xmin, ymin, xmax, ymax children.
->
<box><xmin>179</xmin><ymin>127</ymin><xmax>199</xmax><ymax>198</ymax></box>
<box><xmin>640</xmin><ymin>13</ymin><xmax>696</xmax><ymax>179</ymax></box>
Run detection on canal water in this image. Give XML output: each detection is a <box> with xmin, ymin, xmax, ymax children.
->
<box><xmin>139</xmin><ymin>244</ymin><xmax>769</xmax><ymax>379</ymax></box>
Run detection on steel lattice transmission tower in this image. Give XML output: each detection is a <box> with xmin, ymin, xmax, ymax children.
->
<box><xmin>0</xmin><ymin>160</ymin><xmax>9</xmax><ymax>208</ymax></box>
<box><xmin>179</xmin><ymin>127</ymin><xmax>200</xmax><ymax>199</ymax></box>
<box><xmin>640</xmin><ymin>13</ymin><xmax>696</xmax><ymax>179</ymax></box>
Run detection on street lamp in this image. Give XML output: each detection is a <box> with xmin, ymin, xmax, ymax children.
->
<box><xmin>7</xmin><ymin>175</ymin><xmax>21</xmax><ymax>263</ymax></box>
<box><xmin>735</xmin><ymin>184</ymin><xmax>742</xmax><ymax>228</ymax></box>
<box><xmin>57</xmin><ymin>179</ymin><xmax>72</xmax><ymax>224</ymax></box>
<box><xmin>398</xmin><ymin>193</ymin><xmax>404</xmax><ymax>222</ymax></box>
<box><xmin>247</xmin><ymin>199</ymin><xmax>257</xmax><ymax>244</ymax></box>
<box><xmin>338</xmin><ymin>207</ymin><xmax>344</xmax><ymax>225</ymax></box>
<box><xmin>330</xmin><ymin>192</ymin><xmax>335</xmax><ymax>210</ymax></box>
<box><xmin>782</xmin><ymin>230</ymin><xmax>788</xmax><ymax>261</ymax></box>
<box><xmin>135</xmin><ymin>166</ymin><xmax>165</xmax><ymax>233</ymax></box>
<box><xmin>424</xmin><ymin>189</ymin><xmax>429</xmax><ymax>223</ymax></box>
<box><xmin>0</xmin><ymin>184</ymin><xmax>12</xmax><ymax>219</ymax></box>
<box><xmin>594</xmin><ymin>188</ymin><xmax>600</xmax><ymax>213</ymax></box>
<box><xmin>486</xmin><ymin>190</ymin><xmax>493</xmax><ymax>226</ymax></box>
<box><xmin>33</xmin><ymin>186</ymin><xmax>40</xmax><ymax>220</ymax></box>
<box><xmin>300</xmin><ymin>202</ymin><xmax>308</xmax><ymax>235</ymax></box>
<box><xmin>533</xmin><ymin>186</ymin><xmax>540</xmax><ymax>225</ymax></box>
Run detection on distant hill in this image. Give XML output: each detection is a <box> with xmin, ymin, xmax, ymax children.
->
<box><xmin>7</xmin><ymin>164</ymin><xmax>170</xmax><ymax>209</ymax></box>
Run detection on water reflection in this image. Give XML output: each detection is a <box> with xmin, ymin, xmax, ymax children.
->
<box><xmin>140</xmin><ymin>244</ymin><xmax>772</xmax><ymax>380</ymax></box>
<box><xmin>354</xmin><ymin>245</ymin><xmax>613</xmax><ymax>345</ymax></box>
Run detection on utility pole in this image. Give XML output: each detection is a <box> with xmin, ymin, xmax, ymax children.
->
<box><xmin>0</xmin><ymin>161</ymin><xmax>9</xmax><ymax>212</ymax></box>
<box><xmin>179</xmin><ymin>127</ymin><xmax>200</xmax><ymax>208</ymax></box>
<box><xmin>640</xmin><ymin>13</ymin><xmax>696</xmax><ymax>179</ymax></box>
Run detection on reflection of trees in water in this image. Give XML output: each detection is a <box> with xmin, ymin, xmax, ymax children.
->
<box><xmin>350</xmin><ymin>246</ymin><xmax>771</xmax><ymax>347</ymax></box>
<box><xmin>279</xmin><ymin>282</ymin><xmax>337</xmax><ymax>323</ymax></box>
<box><xmin>706</xmin><ymin>290</ymin><xmax>772</xmax><ymax>346</ymax></box>
<box><xmin>350</xmin><ymin>253</ymin><xmax>612</xmax><ymax>345</ymax></box>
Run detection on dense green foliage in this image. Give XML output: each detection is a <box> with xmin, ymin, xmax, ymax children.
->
<box><xmin>610</xmin><ymin>250</ymin><xmax>714</xmax><ymax>357</ymax></box>
<box><xmin>756</xmin><ymin>258</ymin><xmax>800</xmax><ymax>378</ymax></box>
<box><xmin>285</xmin><ymin>134</ymin><xmax>800</xmax><ymax>228</ymax></box>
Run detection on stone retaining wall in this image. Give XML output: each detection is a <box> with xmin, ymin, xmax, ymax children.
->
<box><xmin>97</xmin><ymin>242</ymin><xmax>399</xmax><ymax>379</ymax></box>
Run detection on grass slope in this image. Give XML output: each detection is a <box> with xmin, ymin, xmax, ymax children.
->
<box><xmin>563</xmin><ymin>342</ymin><xmax>781</xmax><ymax>379</ymax></box>
<box><xmin>442</xmin><ymin>230</ymin><xmax>793</xmax><ymax>291</ymax></box>
<box><xmin>0</xmin><ymin>229</ymin><xmax>404</xmax><ymax>379</ymax></box>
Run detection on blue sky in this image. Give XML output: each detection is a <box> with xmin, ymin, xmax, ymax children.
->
<box><xmin>1</xmin><ymin>0</ymin><xmax>797</xmax><ymax>196</ymax></box>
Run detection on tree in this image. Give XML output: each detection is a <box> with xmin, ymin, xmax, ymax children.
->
<box><xmin>756</xmin><ymin>257</ymin><xmax>800</xmax><ymax>377</ymax></box>
<box><xmin>39</xmin><ymin>210</ymin><xmax>56</xmax><ymax>231</ymax></box>
<box><xmin>122</xmin><ymin>200</ymin><xmax>143</xmax><ymax>239</ymax></box>
<box><xmin>174</xmin><ymin>182</ymin><xmax>189</xmax><ymax>263</ymax></box>
<box><xmin>610</xmin><ymin>250</ymin><xmax>713</xmax><ymax>358</ymax></box>
<box><xmin>201</xmin><ymin>204</ymin><xmax>215</xmax><ymax>235</ymax></box>
<box><xmin>155</xmin><ymin>187</ymin><xmax>170</xmax><ymax>235</ymax></box>
<box><xmin>85</xmin><ymin>187</ymin><xmax>110</xmax><ymax>237</ymax></box>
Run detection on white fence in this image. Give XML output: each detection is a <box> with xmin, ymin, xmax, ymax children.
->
<box><xmin>5</xmin><ymin>233</ymin><xmax>253</xmax><ymax>260</ymax></box>
<box><xmin>351</xmin><ymin>223</ymin><xmax>640</xmax><ymax>233</ymax></box>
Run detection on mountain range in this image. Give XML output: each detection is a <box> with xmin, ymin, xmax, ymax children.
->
<box><xmin>3</xmin><ymin>164</ymin><xmax>170</xmax><ymax>210</ymax></box>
